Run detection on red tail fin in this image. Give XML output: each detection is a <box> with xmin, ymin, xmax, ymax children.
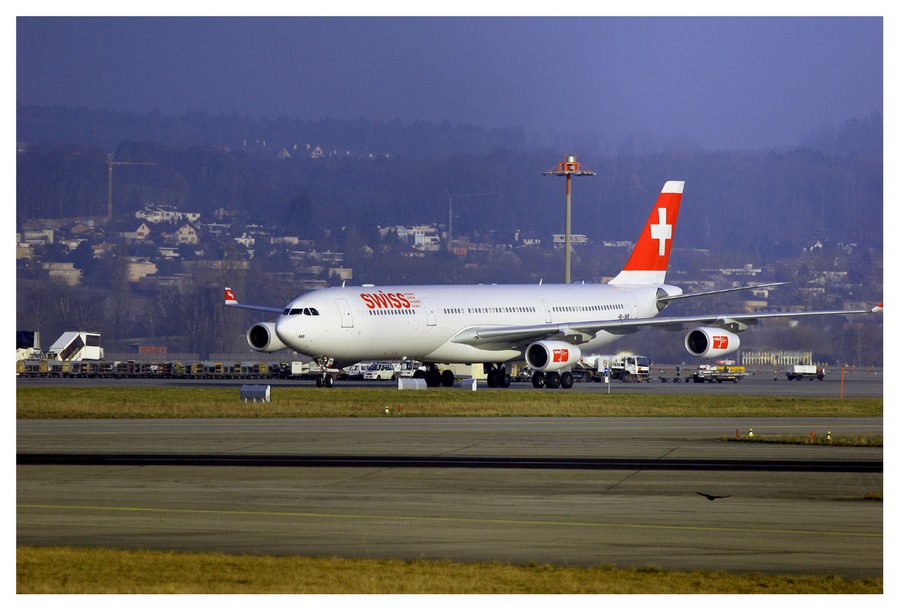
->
<box><xmin>609</xmin><ymin>181</ymin><xmax>683</xmax><ymax>285</ymax></box>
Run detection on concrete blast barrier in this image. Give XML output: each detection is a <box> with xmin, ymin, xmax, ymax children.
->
<box><xmin>240</xmin><ymin>384</ymin><xmax>271</xmax><ymax>402</ymax></box>
<box><xmin>397</xmin><ymin>378</ymin><xmax>427</xmax><ymax>390</ymax></box>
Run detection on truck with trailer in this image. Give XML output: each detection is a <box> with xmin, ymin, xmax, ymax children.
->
<box><xmin>688</xmin><ymin>362</ymin><xmax>747</xmax><ymax>383</ymax></box>
<box><xmin>580</xmin><ymin>353</ymin><xmax>651</xmax><ymax>383</ymax></box>
<box><xmin>785</xmin><ymin>364</ymin><xmax>825</xmax><ymax>381</ymax></box>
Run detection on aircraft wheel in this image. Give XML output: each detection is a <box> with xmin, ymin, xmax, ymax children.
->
<box><xmin>499</xmin><ymin>373</ymin><xmax>511</xmax><ymax>388</ymax></box>
<box><xmin>545</xmin><ymin>372</ymin><xmax>561</xmax><ymax>389</ymax></box>
<box><xmin>560</xmin><ymin>371</ymin><xmax>574</xmax><ymax>389</ymax></box>
<box><xmin>441</xmin><ymin>369</ymin><xmax>455</xmax><ymax>387</ymax></box>
<box><xmin>531</xmin><ymin>372</ymin><xmax>545</xmax><ymax>388</ymax></box>
<box><xmin>486</xmin><ymin>370</ymin><xmax>498</xmax><ymax>388</ymax></box>
<box><xmin>425</xmin><ymin>369</ymin><xmax>441</xmax><ymax>387</ymax></box>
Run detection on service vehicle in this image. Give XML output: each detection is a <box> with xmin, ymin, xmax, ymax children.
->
<box><xmin>689</xmin><ymin>362</ymin><xmax>746</xmax><ymax>383</ymax></box>
<box><xmin>342</xmin><ymin>362</ymin><xmax>373</xmax><ymax>380</ymax></box>
<box><xmin>581</xmin><ymin>353</ymin><xmax>652</xmax><ymax>383</ymax></box>
<box><xmin>362</xmin><ymin>362</ymin><xmax>400</xmax><ymax>381</ymax></box>
<box><xmin>396</xmin><ymin>360</ymin><xmax>426</xmax><ymax>378</ymax></box>
<box><xmin>785</xmin><ymin>364</ymin><xmax>825</xmax><ymax>381</ymax></box>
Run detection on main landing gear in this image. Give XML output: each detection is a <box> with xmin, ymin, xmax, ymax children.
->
<box><xmin>531</xmin><ymin>370</ymin><xmax>574</xmax><ymax>389</ymax></box>
<box><xmin>484</xmin><ymin>363</ymin><xmax>511</xmax><ymax>388</ymax></box>
<box><xmin>423</xmin><ymin>364</ymin><xmax>455</xmax><ymax>387</ymax></box>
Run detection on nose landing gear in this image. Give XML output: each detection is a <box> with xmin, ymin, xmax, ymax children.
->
<box><xmin>315</xmin><ymin>373</ymin><xmax>334</xmax><ymax>388</ymax></box>
<box><xmin>313</xmin><ymin>356</ymin><xmax>335</xmax><ymax>388</ymax></box>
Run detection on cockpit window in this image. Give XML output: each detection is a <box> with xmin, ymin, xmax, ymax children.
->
<box><xmin>282</xmin><ymin>307</ymin><xmax>319</xmax><ymax>316</ymax></box>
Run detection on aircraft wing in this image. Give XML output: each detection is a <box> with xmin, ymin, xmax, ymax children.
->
<box><xmin>657</xmin><ymin>282</ymin><xmax>788</xmax><ymax>304</ymax></box>
<box><xmin>223</xmin><ymin>287</ymin><xmax>284</xmax><ymax>314</ymax></box>
<box><xmin>451</xmin><ymin>304</ymin><xmax>882</xmax><ymax>349</ymax></box>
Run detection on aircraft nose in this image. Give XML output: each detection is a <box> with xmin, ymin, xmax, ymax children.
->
<box><xmin>274</xmin><ymin>313</ymin><xmax>299</xmax><ymax>344</ymax></box>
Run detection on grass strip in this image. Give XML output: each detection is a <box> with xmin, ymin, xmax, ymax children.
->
<box><xmin>726</xmin><ymin>435</ymin><xmax>882</xmax><ymax>446</ymax></box>
<box><xmin>16</xmin><ymin>546</ymin><xmax>882</xmax><ymax>594</ymax></box>
<box><xmin>16</xmin><ymin>387</ymin><xmax>883</xmax><ymax>419</ymax></box>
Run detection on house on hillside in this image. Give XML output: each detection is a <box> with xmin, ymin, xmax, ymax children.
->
<box><xmin>175</xmin><ymin>222</ymin><xmax>200</xmax><ymax>246</ymax></box>
<box><xmin>123</xmin><ymin>222</ymin><xmax>153</xmax><ymax>241</ymax></box>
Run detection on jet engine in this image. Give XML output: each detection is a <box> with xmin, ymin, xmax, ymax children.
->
<box><xmin>684</xmin><ymin>327</ymin><xmax>740</xmax><ymax>358</ymax></box>
<box><xmin>247</xmin><ymin>321</ymin><xmax>288</xmax><ymax>353</ymax></box>
<box><xmin>525</xmin><ymin>341</ymin><xmax>582</xmax><ymax>372</ymax></box>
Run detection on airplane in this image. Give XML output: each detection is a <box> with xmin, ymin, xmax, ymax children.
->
<box><xmin>225</xmin><ymin>180</ymin><xmax>882</xmax><ymax>389</ymax></box>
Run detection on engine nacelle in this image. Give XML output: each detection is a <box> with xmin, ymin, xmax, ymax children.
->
<box><xmin>525</xmin><ymin>341</ymin><xmax>582</xmax><ymax>372</ymax></box>
<box><xmin>684</xmin><ymin>327</ymin><xmax>740</xmax><ymax>358</ymax></box>
<box><xmin>247</xmin><ymin>321</ymin><xmax>288</xmax><ymax>353</ymax></box>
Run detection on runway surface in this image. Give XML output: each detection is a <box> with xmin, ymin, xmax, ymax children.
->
<box><xmin>17</xmin><ymin>416</ymin><xmax>883</xmax><ymax>577</ymax></box>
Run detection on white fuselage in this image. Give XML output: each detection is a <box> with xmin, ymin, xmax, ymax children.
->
<box><xmin>273</xmin><ymin>283</ymin><xmax>671</xmax><ymax>367</ymax></box>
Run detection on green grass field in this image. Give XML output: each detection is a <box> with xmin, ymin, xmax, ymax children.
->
<box><xmin>17</xmin><ymin>387</ymin><xmax>883</xmax><ymax>593</ymax></box>
<box><xmin>15</xmin><ymin>386</ymin><xmax>883</xmax><ymax>419</ymax></box>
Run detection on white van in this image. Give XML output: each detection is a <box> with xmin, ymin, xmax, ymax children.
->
<box><xmin>343</xmin><ymin>362</ymin><xmax>372</xmax><ymax>381</ymax></box>
<box><xmin>362</xmin><ymin>362</ymin><xmax>400</xmax><ymax>381</ymax></box>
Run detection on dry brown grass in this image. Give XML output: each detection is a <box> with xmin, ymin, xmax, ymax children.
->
<box><xmin>16</xmin><ymin>546</ymin><xmax>883</xmax><ymax>594</ymax></box>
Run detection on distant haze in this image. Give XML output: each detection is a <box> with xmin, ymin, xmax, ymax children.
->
<box><xmin>16</xmin><ymin>16</ymin><xmax>883</xmax><ymax>152</ymax></box>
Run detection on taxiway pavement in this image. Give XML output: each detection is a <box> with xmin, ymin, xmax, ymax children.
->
<box><xmin>17</xmin><ymin>416</ymin><xmax>882</xmax><ymax>577</ymax></box>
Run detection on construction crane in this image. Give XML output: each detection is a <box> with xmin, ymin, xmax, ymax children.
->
<box><xmin>106</xmin><ymin>156</ymin><xmax>157</xmax><ymax>222</ymax></box>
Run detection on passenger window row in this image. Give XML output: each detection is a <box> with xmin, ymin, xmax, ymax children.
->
<box><xmin>553</xmin><ymin>304</ymin><xmax>623</xmax><ymax>312</ymax></box>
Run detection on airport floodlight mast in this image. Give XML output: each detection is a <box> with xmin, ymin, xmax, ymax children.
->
<box><xmin>543</xmin><ymin>154</ymin><xmax>595</xmax><ymax>284</ymax></box>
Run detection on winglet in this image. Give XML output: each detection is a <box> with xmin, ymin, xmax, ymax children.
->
<box><xmin>871</xmin><ymin>303</ymin><xmax>883</xmax><ymax>312</ymax></box>
<box><xmin>225</xmin><ymin>287</ymin><xmax>238</xmax><ymax>306</ymax></box>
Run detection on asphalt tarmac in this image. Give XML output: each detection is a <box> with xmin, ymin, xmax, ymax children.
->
<box><xmin>14</xmin><ymin>364</ymin><xmax>886</xmax><ymax>398</ymax></box>
<box><xmin>17</xmin><ymin>415</ymin><xmax>883</xmax><ymax>578</ymax></box>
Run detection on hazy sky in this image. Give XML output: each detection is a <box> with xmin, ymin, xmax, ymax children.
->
<box><xmin>15</xmin><ymin>12</ymin><xmax>885</xmax><ymax>151</ymax></box>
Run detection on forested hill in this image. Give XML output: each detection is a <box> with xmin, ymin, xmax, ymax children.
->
<box><xmin>16</xmin><ymin>106</ymin><xmax>883</xmax><ymax>255</ymax></box>
<box><xmin>17</xmin><ymin>105</ymin><xmax>883</xmax><ymax>158</ymax></box>
<box><xmin>16</xmin><ymin>105</ymin><xmax>530</xmax><ymax>158</ymax></box>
